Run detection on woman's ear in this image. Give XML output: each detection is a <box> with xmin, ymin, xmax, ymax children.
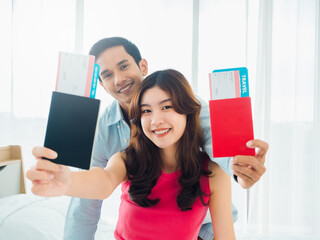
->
<box><xmin>139</xmin><ymin>58</ymin><xmax>148</xmax><ymax>76</ymax></box>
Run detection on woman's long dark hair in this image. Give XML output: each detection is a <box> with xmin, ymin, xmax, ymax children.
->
<box><xmin>123</xmin><ymin>69</ymin><xmax>211</xmax><ymax>211</ymax></box>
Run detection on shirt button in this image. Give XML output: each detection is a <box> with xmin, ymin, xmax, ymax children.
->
<box><xmin>117</xmin><ymin>125</ymin><xmax>120</xmax><ymax>128</ymax></box>
<box><xmin>125</xmin><ymin>139</ymin><xmax>128</xmax><ymax>143</ymax></box>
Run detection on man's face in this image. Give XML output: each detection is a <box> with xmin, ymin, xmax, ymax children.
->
<box><xmin>97</xmin><ymin>46</ymin><xmax>148</xmax><ymax>112</ymax></box>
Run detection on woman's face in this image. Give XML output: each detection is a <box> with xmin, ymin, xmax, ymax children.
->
<box><xmin>140</xmin><ymin>86</ymin><xmax>187</xmax><ymax>151</ymax></box>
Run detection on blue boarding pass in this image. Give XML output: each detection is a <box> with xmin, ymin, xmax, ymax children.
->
<box><xmin>90</xmin><ymin>64</ymin><xmax>100</xmax><ymax>98</ymax></box>
<box><xmin>209</xmin><ymin>67</ymin><xmax>249</xmax><ymax>100</ymax></box>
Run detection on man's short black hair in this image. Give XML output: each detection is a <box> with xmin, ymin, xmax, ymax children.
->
<box><xmin>89</xmin><ymin>37</ymin><xmax>142</xmax><ymax>67</ymax></box>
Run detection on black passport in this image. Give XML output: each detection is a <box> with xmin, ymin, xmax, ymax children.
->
<box><xmin>43</xmin><ymin>91</ymin><xmax>100</xmax><ymax>170</ymax></box>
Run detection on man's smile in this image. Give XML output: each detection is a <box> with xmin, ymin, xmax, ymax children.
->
<box><xmin>118</xmin><ymin>83</ymin><xmax>133</xmax><ymax>94</ymax></box>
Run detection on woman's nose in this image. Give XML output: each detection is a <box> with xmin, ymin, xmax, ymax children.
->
<box><xmin>151</xmin><ymin>110</ymin><xmax>164</xmax><ymax>126</ymax></box>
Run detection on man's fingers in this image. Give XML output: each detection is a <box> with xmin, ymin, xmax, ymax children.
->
<box><xmin>232</xmin><ymin>155</ymin><xmax>259</xmax><ymax>168</ymax></box>
<box><xmin>231</xmin><ymin>156</ymin><xmax>266</xmax><ymax>182</ymax></box>
<box><xmin>32</xmin><ymin>147</ymin><xmax>58</xmax><ymax>159</ymax></box>
<box><xmin>232</xmin><ymin>164</ymin><xmax>261</xmax><ymax>182</ymax></box>
<box><xmin>246</xmin><ymin>139</ymin><xmax>269</xmax><ymax>157</ymax></box>
<box><xmin>233</xmin><ymin>170</ymin><xmax>254</xmax><ymax>189</ymax></box>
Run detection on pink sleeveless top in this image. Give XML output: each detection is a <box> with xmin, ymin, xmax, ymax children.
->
<box><xmin>114</xmin><ymin>159</ymin><xmax>210</xmax><ymax>240</ymax></box>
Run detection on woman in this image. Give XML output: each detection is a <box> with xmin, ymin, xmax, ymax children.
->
<box><xmin>27</xmin><ymin>69</ymin><xmax>235</xmax><ymax>240</ymax></box>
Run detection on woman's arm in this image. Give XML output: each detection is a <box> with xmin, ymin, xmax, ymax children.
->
<box><xmin>66</xmin><ymin>152</ymin><xmax>127</xmax><ymax>199</ymax></box>
<box><xmin>208</xmin><ymin>161</ymin><xmax>236</xmax><ymax>240</ymax></box>
<box><xmin>26</xmin><ymin>147</ymin><xmax>127</xmax><ymax>200</ymax></box>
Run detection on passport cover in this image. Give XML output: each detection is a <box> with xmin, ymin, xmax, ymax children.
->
<box><xmin>209</xmin><ymin>97</ymin><xmax>255</xmax><ymax>157</ymax></box>
<box><xmin>43</xmin><ymin>91</ymin><xmax>100</xmax><ymax>169</ymax></box>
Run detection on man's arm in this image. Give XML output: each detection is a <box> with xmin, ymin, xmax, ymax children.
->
<box><xmin>64</xmin><ymin>198</ymin><xmax>103</xmax><ymax>240</ymax></box>
<box><xmin>198</xmin><ymin>96</ymin><xmax>268</xmax><ymax>189</ymax></box>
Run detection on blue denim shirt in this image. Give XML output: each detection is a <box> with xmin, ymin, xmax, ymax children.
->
<box><xmin>63</xmin><ymin>97</ymin><xmax>236</xmax><ymax>240</ymax></box>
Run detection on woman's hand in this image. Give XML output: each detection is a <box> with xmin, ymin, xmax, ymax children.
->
<box><xmin>26</xmin><ymin>146</ymin><xmax>71</xmax><ymax>197</ymax></box>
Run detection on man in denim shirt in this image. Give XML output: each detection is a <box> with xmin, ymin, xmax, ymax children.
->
<box><xmin>63</xmin><ymin>37</ymin><xmax>269</xmax><ymax>240</ymax></box>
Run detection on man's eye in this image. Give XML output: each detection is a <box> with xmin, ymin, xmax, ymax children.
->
<box><xmin>163</xmin><ymin>105</ymin><xmax>172</xmax><ymax>110</ymax></box>
<box><xmin>120</xmin><ymin>64</ymin><xmax>128</xmax><ymax>70</ymax></box>
<box><xmin>103</xmin><ymin>73</ymin><xmax>112</xmax><ymax>80</ymax></box>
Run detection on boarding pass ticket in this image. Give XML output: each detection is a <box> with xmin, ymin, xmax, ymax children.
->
<box><xmin>55</xmin><ymin>52</ymin><xmax>99</xmax><ymax>98</ymax></box>
<box><xmin>209</xmin><ymin>67</ymin><xmax>249</xmax><ymax>100</ymax></box>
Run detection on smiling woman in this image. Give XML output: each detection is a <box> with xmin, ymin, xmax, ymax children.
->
<box><xmin>26</xmin><ymin>69</ymin><xmax>236</xmax><ymax>240</ymax></box>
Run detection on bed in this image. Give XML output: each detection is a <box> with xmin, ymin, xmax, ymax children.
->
<box><xmin>0</xmin><ymin>193</ymin><xmax>118</xmax><ymax>240</ymax></box>
<box><xmin>1</xmin><ymin>194</ymin><xmax>319</xmax><ymax>240</ymax></box>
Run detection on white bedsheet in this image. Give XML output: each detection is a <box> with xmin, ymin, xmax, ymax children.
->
<box><xmin>1</xmin><ymin>194</ymin><xmax>319</xmax><ymax>240</ymax></box>
<box><xmin>0</xmin><ymin>194</ymin><xmax>115</xmax><ymax>240</ymax></box>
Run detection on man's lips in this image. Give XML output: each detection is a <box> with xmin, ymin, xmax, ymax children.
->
<box><xmin>118</xmin><ymin>83</ymin><xmax>133</xmax><ymax>93</ymax></box>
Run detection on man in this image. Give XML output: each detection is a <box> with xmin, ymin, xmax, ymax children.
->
<box><xmin>37</xmin><ymin>37</ymin><xmax>268</xmax><ymax>240</ymax></box>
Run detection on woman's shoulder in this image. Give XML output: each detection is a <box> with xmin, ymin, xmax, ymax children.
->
<box><xmin>106</xmin><ymin>152</ymin><xmax>128</xmax><ymax>183</ymax></box>
<box><xmin>208</xmin><ymin>160</ymin><xmax>221</xmax><ymax>176</ymax></box>
<box><xmin>108</xmin><ymin>152</ymin><xmax>126</xmax><ymax>166</ymax></box>
<box><xmin>208</xmin><ymin>159</ymin><xmax>230</xmax><ymax>192</ymax></box>
<box><xmin>207</xmin><ymin>161</ymin><xmax>231</xmax><ymax>196</ymax></box>
<box><xmin>201</xmin><ymin>153</ymin><xmax>224</xmax><ymax>177</ymax></box>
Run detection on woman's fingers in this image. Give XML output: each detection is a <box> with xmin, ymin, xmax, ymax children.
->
<box><xmin>31</xmin><ymin>182</ymin><xmax>57</xmax><ymax>197</ymax></box>
<box><xmin>26</xmin><ymin>168</ymin><xmax>53</xmax><ymax>182</ymax></box>
<box><xmin>26</xmin><ymin>159</ymin><xmax>63</xmax><ymax>183</ymax></box>
<box><xmin>32</xmin><ymin>146</ymin><xmax>58</xmax><ymax>159</ymax></box>
<box><xmin>34</xmin><ymin>159</ymin><xmax>62</xmax><ymax>172</ymax></box>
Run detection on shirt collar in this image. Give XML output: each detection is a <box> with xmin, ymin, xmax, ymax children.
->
<box><xmin>104</xmin><ymin>100</ymin><xmax>125</xmax><ymax>126</ymax></box>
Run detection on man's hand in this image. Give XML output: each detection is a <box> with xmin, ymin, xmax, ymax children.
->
<box><xmin>231</xmin><ymin>139</ymin><xmax>269</xmax><ymax>189</ymax></box>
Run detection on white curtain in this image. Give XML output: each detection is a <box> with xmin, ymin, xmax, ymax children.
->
<box><xmin>243</xmin><ymin>0</ymin><xmax>320</xmax><ymax>238</ymax></box>
<box><xmin>0</xmin><ymin>0</ymin><xmax>319</xmax><ymax>239</ymax></box>
<box><xmin>198</xmin><ymin>0</ymin><xmax>320</xmax><ymax>238</ymax></box>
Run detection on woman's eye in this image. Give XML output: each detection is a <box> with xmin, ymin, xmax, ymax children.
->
<box><xmin>163</xmin><ymin>105</ymin><xmax>172</xmax><ymax>110</ymax></box>
<box><xmin>141</xmin><ymin>109</ymin><xmax>151</xmax><ymax>114</ymax></box>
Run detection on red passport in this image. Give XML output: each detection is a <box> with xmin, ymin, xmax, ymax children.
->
<box><xmin>209</xmin><ymin>97</ymin><xmax>255</xmax><ymax>157</ymax></box>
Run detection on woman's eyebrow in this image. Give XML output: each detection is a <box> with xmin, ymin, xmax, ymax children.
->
<box><xmin>140</xmin><ymin>98</ymin><xmax>172</xmax><ymax>107</ymax></box>
<box><xmin>159</xmin><ymin>98</ymin><xmax>172</xmax><ymax>104</ymax></box>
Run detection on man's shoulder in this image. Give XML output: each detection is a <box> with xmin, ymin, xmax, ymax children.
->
<box><xmin>195</xmin><ymin>94</ymin><xmax>208</xmax><ymax>106</ymax></box>
<box><xmin>98</xmin><ymin>100</ymin><xmax>121</xmax><ymax>126</ymax></box>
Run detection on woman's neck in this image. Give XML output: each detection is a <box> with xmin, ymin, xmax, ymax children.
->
<box><xmin>160</xmin><ymin>145</ymin><xmax>179</xmax><ymax>174</ymax></box>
